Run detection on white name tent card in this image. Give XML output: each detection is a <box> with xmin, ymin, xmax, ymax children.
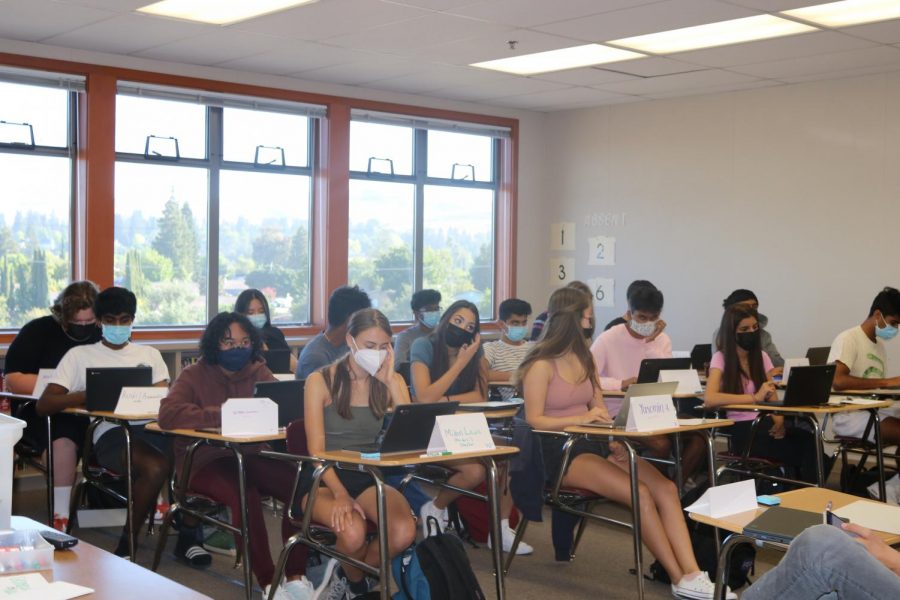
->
<box><xmin>782</xmin><ymin>358</ymin><xmax>809</xmax><ymax>384</ymax></box>
<box><xmin>671</xmin><ymin>351</ymin><xmax>691</xmax><ymax>359</ymax></box>
<box><xmin>114</xmin><ymin>387</ymin><xmax>167</xmax><ymax>416</ymax></box>
<box><xmin>30</xmin><ymin>369</ymin><xmax>55</xmax><ymax>399</ymax></box>
<box><xmin>685</xmin><ymin>480</ymin><xmax>758</xmax><ymax>518</ymax></box>
<box><xmin>658</xmin><ymin>369</ymin><xmax>703</xmax><ymax>395</ymax></box>
<box><xmin>427</xmin><ymin>413</ymin><xmax>495</xmax><ymax>454</ymax></box>
<box><xmin>627</xmin><ymin>395</ymin><xmax>678</xmax><ymax>432</ymax></box>
<box><xmin>221</xmin><ymin>398</ymin><xmax>278</xmax><ymax>437</ymax></box>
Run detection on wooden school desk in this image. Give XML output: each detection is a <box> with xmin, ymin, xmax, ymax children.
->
<box><xmin>7</xmin><ymin>515</ymin><xmax>211</xmax><ymax>600</ymax></box>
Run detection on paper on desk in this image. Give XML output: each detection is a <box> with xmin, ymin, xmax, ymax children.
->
<box><xmin>221</xmin><ymin>397</ymin><xmax>278</xmax><ymax>436</ymax></box>
<box><xmin>114</xmin><ymin>387</ymin><xmax>167</xmax><ymax>416</ymax></box>
<box><xmin>827</xmin><ymin>396</ymin><xmax>885</xmax><ymax>406</ymax></box>
<box><xmin>273</xmin><ymin>373</ymin><xmax>295</xmax><ymax>382</ymax></box>
<box><xmin>658</xmin><ymin>369</ymin><xmax>703</xmax><ymax>395</ymax></box>
<box><xmin>835</xmin><ymin>501</ymin><xmax>900</xmax><ymax>535</ymax></box>
<box><xmin>677</xmin><ymin>418</ymin><xmax>708</xmax><ymax>426</ymax></box>
<box><xmin>685</xmin><ymin>479</ymin><xmax>757</xmax><ymax>518</ymax></box>
<box><xmin>0</xmin><ymin>574</ymin><xmax>92</xmax><ymax>600</ymax></box>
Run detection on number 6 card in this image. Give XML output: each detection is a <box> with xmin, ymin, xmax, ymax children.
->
<box><xmin>588</xmin><ymin>277</ymin><xmax>615</xmax><ymax>308</ymax></box>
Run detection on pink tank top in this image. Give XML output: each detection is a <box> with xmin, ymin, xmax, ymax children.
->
<box><xmin>544</xmin><ymin>360</ymin><xmax>593</xmax><ymax>418</ymax></box>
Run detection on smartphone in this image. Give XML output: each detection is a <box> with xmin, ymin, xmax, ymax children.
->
<box><xmin>757</xmin><ymin>495</ymin><xmax>781</xmax><ymax>506</ymax></box>
<box><xmin>825</xmin><ymin>510</ymin><xmax>859</xmax><ymax>538</ymax></box>
<box><xmin>39</xmin><ymin>529</ymin><xmax>79</xmax><ymax>550</ymax></box>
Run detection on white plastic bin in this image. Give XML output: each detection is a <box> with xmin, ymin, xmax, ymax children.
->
<box><xmin>0</xmin><ymin>414</ymin><xmax>26</xmax><ymax>531</ymax></box>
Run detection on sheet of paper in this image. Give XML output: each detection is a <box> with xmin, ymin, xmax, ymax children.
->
<box><xmin>427</xmin><ymin>413</ymin><xmax>495</xmax><ymax>454</ymax></box>
<box><xmin>30</xmin><ymin>369</ymin><xmax>55</xmax><ymax>399</ymax></box>
<box><xmin>626</xmin><ymin>395</ymin><xmax>678</xmax><ymax>432</ymax></box>
<box><xmin>835</xmin><ymin>500</ymin><xmax>900</xmax><ymax>535</ymax></box>
<box><xmin>273</xmin><ymin>373</ymin><xmax>295</xmax><ymax>382</ymax></box>
<box><xmin>677</xmin><ymin>418</ymin><xmax>708</xmax><ymax>426</ymax></box>
<box><xmin>827</xmin><ymin>396</ymin><xmax>886</xmax><ymax>406</ymax></box>
<box><xmin>671</xmin><ymin>351</ymin><xmax>690</xmax><ymax>359</ymax></box>
<box><xmin>221</xmin><ymin>398</ymin><xmax>278</xmax><ymax>436</ymax></box>
<box><xmin>658</xmin><ymin>369</ymin><xmax>703</xmax><ymax>395</ymax></box>
<box><xmin>685</xmin><ymin>479</ymin><xmax>757</xmax><ymax>518</ymax></box>
<box><xmin>0</xmin><ymin>574</ymin><xmax>92</xmax><ymax>600</ymax></box>
<box><xmin>114</xmin><ymin>386</ymin><xmax>167</xmax><ymax>416</ymax></box>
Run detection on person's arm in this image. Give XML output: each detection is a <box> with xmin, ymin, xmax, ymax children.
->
<box><xmin>704</xmin><ymin>367</ymin><xmax>775</xmax><ymax>408</ymax></box>
<box><xmin>843</xmin><ymin>523</ymin><xmax>900</xmax><ymax>576</ymax></box>
<box><xmin>4</xmin><ymin>320</ymin><xmax>44</xmax><ymax>394</ymax></box>
<box><xmin>37</xmin><ymin>383</ymin><xmax>83</xmax><ymax>416</ymax></box>
<box><xmin>482</xmin><ymin>346</ymin><xmax>512</xmax><ymax>383</ymax></box>
<box><xmin>523</xmin><ymin>361</ymin><xmax>609</xmax><ymax>431</ymax></box>
<box><xmin>158</xmin><ymin>372</ymin><xmax>219</xmax><ymax>430</ymax></box>
<box><xmin>590</xmin><ymin>337</ymin><xmax>625</xmax><ymax>391</ymax></box>
<box><xmin>4</xmin><ymin>373</ymin><xmax>38</xmax><ymax>395</ymax></box>
<box><xmin>762</xmin><ymin>330</ymin><xmax>785</xmax><ymax>368</ymax></box>
<box><xmin>411</xmin><ymin>335</ymin><xmax>482</xmax><ymax>403</ymax></box>
<box><xmin>451</xmin><ymin>360</ymin><xmax>489</xmax><ymax>404</ymax></box>
<box><xmin>833</xmin><ymin>361</ymin><xmax>900</xmax><ymax>391</ymax></box>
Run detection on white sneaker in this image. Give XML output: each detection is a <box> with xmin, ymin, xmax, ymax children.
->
<box><xmin>487</xmin><ymin>523</ymin><xmax>533</xmax><ymax>555</ymax></box>
<box><xmin>318</xmin><ymin>561</ymin><xmax>350</xmax><ymax>600</ymax></box>
<box><xmin>867</xmin><ymin>474</ymin><xmax>900</xmax><ymax>505</ymax></box>
<box><xmin>671</xmin><ymin>571</ymin><xmax>736</xmax><ymax>600</ymax></box>
<box><xmin>262</xmin><ymin>584</ymin><xmax>292</xmax><ymax>600</ymax></box>
<box><xmin>313</xmin><ymin>558</ymin><xmax>339</xmax><ymax>600</ymax></box>
<box><xmin>283</xmin><ymin>577</ymin><xmax>315</xmax><ymax>600</ymax></box>
<box><xmin>419</xmin><ymin>500</ymin><xmax>448</xmax><ymax>538</ymax></box>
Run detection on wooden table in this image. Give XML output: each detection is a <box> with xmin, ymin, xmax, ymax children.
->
<box><xmin>718</xmin><ymin>401</ymin><xmax>892</xmax><ymax>497</ymax></box>
<box><xmin>688</xmin><ymin>487</ymin><xmax>900</xmax><ymax>599</ymax></box>
<box><xmin>561</xmin><ymin>419</ymin><xmax>734</xmax><ymax>600</ymax></box>
<box><xmin>7</xmin><ymin>515</ymin><xmax>211</xmax><ymax>599</ymax></box>
<box><xmin>146</xmin><ymin>422</ymin><xmax>285</xmax><ymax>600</ymax></box>
<box><xmin>268</xmin><ymin>446</ymin><xmax>518</xmax><ymax>600</ymax></box>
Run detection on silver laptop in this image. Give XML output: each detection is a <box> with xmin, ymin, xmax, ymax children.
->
<box><xmin>586</xmin><ymin>381</ymin><xmax>679</xmax><ymax>429</ymax></box>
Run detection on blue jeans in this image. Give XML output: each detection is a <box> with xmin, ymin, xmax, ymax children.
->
<box><xmin>743</xmin><ymin>525</ymin><xmax>900</xmax><ymax>600</ymax></box>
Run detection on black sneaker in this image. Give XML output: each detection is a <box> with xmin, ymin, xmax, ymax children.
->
<box><xmin>175</xmin><ymin>537</ymin><xmax>212</xmax><ymax>568</ymax></box>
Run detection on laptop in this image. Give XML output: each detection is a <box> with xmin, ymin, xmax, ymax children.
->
<box><xmin>637</xmin><ymin>358</ymin><xmax>692</xmax><ymax>384</ymax></box>
<box><xmin>743</xmin><ymin>507</ymin><xmax>823</xmax><ymax>544</ymax></box>
<box><xmin>85</xmin><ymin>367</ymin><xmax>153</xmax><ymax>411</ymax></box>
<box><xmin>806</xmin><ymin>346</ymin><xmax>831</xmax><ymax>366</ymax></box>
<box><xmin>262</xmin><ymin>349</ymin><xmax>292</xmax><ymax>374</ymax></box>
<box><xmin>344</xmin><ymin>402</ymin><xmax>459</xmax><ymax>456</ymax></box>
<box><xmin>253</xmin><ymin>380</ymin><xmax>304</xmax><ymax>427</ymax></box>
<box><xmin>690</xmin><ymin>344</ymin><xmax>712</xmax><ymax>371</ymax></box>
<box><xmin>767</xmin><ymin>364</ymin><xmax>836</xmax><ymax>407</ymax></box>
<box><xmin>584</xmin><ymin>381</ymin><xmax>679</xmax><ymax>429</ymax></box>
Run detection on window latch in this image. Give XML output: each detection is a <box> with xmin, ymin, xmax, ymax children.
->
<box><xmin>253</xmin><ymin>145</ymin><xmax>286</xmax><ymax>168</ymax></box>
<box><xmin>0</xmin><ymin>120</ymin><xmax>36</xmax><ymax>149</ymax></box>
<box><xmin>144</xmin><ymin>135</ymin><xmax>181</xmax><ymax>161</ymax></box>
<box><xmin>451</xmin><ymin>163</ymin><xmax>475</xmax><ymax>181</ymax></box>
<box><xmin>366</xmin><ymin>156</ymin><xmax>395</xmax><ymax>176</ymax></box>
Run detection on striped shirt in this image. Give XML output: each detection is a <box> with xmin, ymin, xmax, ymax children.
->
<box><xmin>483</xmin><ymin>339</ymin><xmax>533</xmax><ymax>400</ymax></box>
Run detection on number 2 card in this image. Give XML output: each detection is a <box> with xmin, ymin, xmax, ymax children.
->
<box><xmin>587</xmin><ymin>235</ymin><xmax>615</xmax><ymax>266</ymax></box>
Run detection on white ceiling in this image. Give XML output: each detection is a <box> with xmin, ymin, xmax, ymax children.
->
<box><xmin>3</xmin><ymin>0</ymin><xmax>900</xmax><ymax>111</ymax></box>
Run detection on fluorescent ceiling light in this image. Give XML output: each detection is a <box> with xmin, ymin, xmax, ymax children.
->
<box><xmin>471</xmin><ymin>44</ymin><xmax>645</xmax><ymax>75</ymax></box>
<box><xmin>138</xmin><ymin>0</ymin><xmax>318</xmax><ymax>25</ymax></box>
<box><xmin>783</xmin><ymin>0</ymin><xmax>900</xmax><ymax>27</ymax></box>
<box><xmin>610</xmin><ymin>15</ymin><xmax>818</xmax><ymax>54</ymax></box>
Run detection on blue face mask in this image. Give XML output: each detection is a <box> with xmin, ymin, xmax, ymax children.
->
<box><xmin>219</xmin><ymin>347</ymin><xmax>253</xmax><ymax>371</ymax></box>
<box><xmin>875</xmin><ymin>314</ymin><xmax>898</xmax><ymax>341</ymax></box>
<box><xmin>506</xmin><ymin>325</ymin><xmax>528</xmax><ymax>342</ymax></box>
<box><xmin>247</xmin><ymin>313</ymin><xmax>267</xmax><ymax>329</ymax></box>
<box><xmin>102</xmin><ymin>324</ymin><xmax>132</xmax><ymax>346</ymax></box>
<box><xmin>420</xmin><ymin>311</ymin><xmax>440</xmax><ymax>329</ymax></box>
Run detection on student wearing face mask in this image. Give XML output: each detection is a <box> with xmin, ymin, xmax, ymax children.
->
<box><xmin>530</xmin><ymin>281</ymin><xmax>594</xmax><ymax>341</ymax></box>
<box><xmin>159</xmin><ymin>312</ymin><xmax>314</xmax><ymax>600</ymax></box>
<box><xmin>393</xmin><ymin>289</ymin><xmax>441</xmax><ymax>368</ymax></box>
<box><xmin>39</xmin><ymin>287</ymin><xmax>177</xmax><ymax>557</ymax></box>
<box><xmin>603</xmin><ymin>280</ymin><xmax>658</xmax><ymax>331</ymax></box>
<box><xmin>297</xmin><ymin>285</ymin><xmax>372</xmax><ymax>381</ymax></box>
<box><xmin>3</xmin><ymin>280</ymin><xmax>102</xmax><ymax>531</ymax></box>
<box><xmin>714</xmin><ymin>289</ymin><xmax>784</xmax><ymax>370</ymax></box>
<box><xmin>829</xmin><ymin>287</ymin><xmax>900</xmax><ymax>503</ymax></box>
<box><xmin>705</xmin><ymin>305</ymin><xmax>820</xmax><ymax>484</ymax></box>
<box><xmin>234</xmin><ymin>288</ymin><xmax>298</xmax><ymax>374</ymax></box>
<box><xmin>482</xmin><ymin>298</ymin><xmax>533</xmax><ymax>400</ymax></box>
<box><xmin>301</xmin><ymin>308</ymin><xmax>417</xmax><ymax>599</ymax></box>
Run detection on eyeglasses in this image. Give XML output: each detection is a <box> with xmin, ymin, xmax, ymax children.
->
<box><xmin>220</xmin><ymin>338</ymin><xmax>252</xmax><ymax>350</ymax></box>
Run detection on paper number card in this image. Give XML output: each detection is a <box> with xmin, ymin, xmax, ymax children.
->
<box><xmin>587</xmin><ymin>277</ymin><xmax>615</xmax><ymax>308</ymax></box>
<box><xmin>550</xmin><ymin>258</ymin><xmax>575</xmax><ymax>286</ymax></box>
<box><xmin>587</xmin><ymin>235</ymin><xmax>615</xmax><ymax>266</ymax></box>
<box><xmin>550</xmin><ymin>222</ymin><xmax>575</xmax><ymax>251</ymax></box>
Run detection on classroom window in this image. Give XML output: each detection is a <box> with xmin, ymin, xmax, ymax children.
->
<box><xmin>114</xmin><ymin>86</ymin><xmax>317</xmax><ymax>327</ymax></box>
<box><xmin>348</xmin><ymin>115</ymin><xmax>502</xmax><ymax>321</ymax></box>
<box><xmin>0</xmin><ymin>78</ymin><xmax>78</xmax><ymax>329</ymax></box>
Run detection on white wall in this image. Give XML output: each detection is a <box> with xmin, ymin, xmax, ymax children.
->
<box><xmin>530</xmin><ymin>71</ymin><xmax>900</xmax><ymax>367</ymax></box>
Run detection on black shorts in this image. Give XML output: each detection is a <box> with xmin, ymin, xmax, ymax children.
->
<box><xmin>296</xmin><ymin>464</ymin><xmax>379</xmax><ymax>511</ymax></box>
<box><xmin>541</xmin><ymin>435</ymin><xmax>609</xmax><ymax>484</ymax></box>
<box><xmin>16</xmin><ymin>402</ymin><xmax>88</xmax><ymax>453</ymax></box>
<box><xmin>94</xmin><ymin>424</ymin><xmax>172</xmax><ymax>474</ymax></box>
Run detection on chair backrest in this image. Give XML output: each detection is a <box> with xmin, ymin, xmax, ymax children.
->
<box><xmin>286</xmin><ymin>419</ymin><xmax>309</xmax><ymax>456</ymax></box>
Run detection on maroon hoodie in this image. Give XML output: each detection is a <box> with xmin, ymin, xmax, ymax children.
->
<box><xmin>158</xmin><ymin>357</ymin><xmax>277</xmax><ymax>477</ymax></box>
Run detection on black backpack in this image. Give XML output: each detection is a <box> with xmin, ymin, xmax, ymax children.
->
<box><xmin>393</xmin><ymin>517</ymin><xmax>486</xmax><ymax>600</ymax></box>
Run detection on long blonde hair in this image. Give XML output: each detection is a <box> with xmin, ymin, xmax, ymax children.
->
<box><xmin>516</xmin><ymin>287</ymin><xmax>599</xmax><ymax>390</ymax></box>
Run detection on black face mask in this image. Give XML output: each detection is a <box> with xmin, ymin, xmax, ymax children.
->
<box><xmin>583</xmin><ymin>326</ymin><xmax>595</xmax><ymax>340</ymax></box>
<box><xmin>67</xmin><ymin>323</ymin><xmax>97</xmax><ymax>341</ymax></box>
<box><xmin>735</xmin><ymin>330</ymin><xmax>760</xmax><ymax>352</ymax></box>
<box><xmin>445</xmin><ymin>323</ymin><xmax>474</xmax><ymax>348</ymax></box>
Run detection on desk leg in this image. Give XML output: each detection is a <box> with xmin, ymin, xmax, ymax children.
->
<box><xmin>124</xmin><ymin>424</ymin><xmax>135</xmax><ymax>562</ymax></box>
<box><xmin>623</xmin><ymin>440</ymin><xmax>644</xmax><ymax>600</ymax></box>
<box><xmin>704</xmin><ymin>431</ymin><xmax>721</xmax><ymax>551</ymax></box>
<box><xmin>673</xmin><ymin>432</ymin><xmax>684</xmax><ymax>493</ymax></box>
<box><xmin>45</xmin><ymin>416</ymin><xmax>54</xmax><ymax>526</ymax></box>
<box><xmin>714</xmin><ymin>533</ymin><xmax>753</xmax><ymax>600</ymax></box>
<box><xmin>366</xmin><ymin>467</ymin><xmax>390</xmax><ymax>600</ymax></box>
<box><xmin>872</xmin><ymin>410</ymin><xmax>886</xmax><ymax>502</ymax></box>
<box><xmin>230</xmin><ymin>444</ymin><xmax>254</xmax><ymax>600</ymax></box>
<box><xmin>807</xmin><ymin>415</ymin><xmax>826</xmax><ymax>487</ymax></box>
<box><xmin>483</xmin><ymin>456</ymin><xmax>505</xmax><ymax>600</ymax></box>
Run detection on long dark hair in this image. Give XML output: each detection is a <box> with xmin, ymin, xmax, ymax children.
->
<box><xmin>517</xmin><ymin>287</ymin><xmax>599</xmax><ymax>390</ymax></box>
<box><xmin>199</xmin><ymin>312</ymin><xmax>263</xmax><ymax>365</ymax></box>
<box><xmin>718</xmin><ymin>306</ymin><xmax>766</xmax><ymax>395</ymax></box>
<box><xmin>428</xmin><ymin>300</ymin><xmax>485</xmax><ymax>397</ymax></box>
<box><xmin>321</xmin><ymin>308</ymin><xmax>392</xmax><ymax>420</ymax></box>
<box><xmin>234</xmin><ymin>288</ymin><xmax>271</xmax><ymax>326</ymax></box>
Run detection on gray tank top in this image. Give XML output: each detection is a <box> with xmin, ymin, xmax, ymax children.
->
<box><xmin>322</xmin><ymin>403</ymin><xmax>383</xmax><ymax>451</ymax></box>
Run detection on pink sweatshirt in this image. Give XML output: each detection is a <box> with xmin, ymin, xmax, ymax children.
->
<box><xmin>590</xmin><ymin>323</ymin><xmax>672</xmax><ymax>416</ymax></box>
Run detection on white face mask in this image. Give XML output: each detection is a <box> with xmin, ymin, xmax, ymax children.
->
<box><xmin>351</xmin><ymin>338</ymin><xmax>387</xmax><ymax>377</ymax></box>
<box><xmin>629</xmin><ymin>319</ymin><xmax>657</xmax><ymax>337</ymax></box>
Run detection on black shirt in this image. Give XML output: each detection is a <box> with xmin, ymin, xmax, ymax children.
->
<box><xmin>260</xmin><ymin>324</ymin><xmax>289</xmax><ymax>352</ymax></box>
<box><xmin>4</xmin><ymin>315</ymin><xmax>102</xmax><ymax>375</ymax></box>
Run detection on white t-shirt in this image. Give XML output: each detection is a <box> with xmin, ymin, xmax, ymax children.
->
<box><xmin>828</xmin><ymin>326</ymin><xmax>900</xmax><ymax>438</ymax></box>
<box><xmin>483</xmin><ymin>339</ymin><xmax>532</xmax><ymax>400</ymax></box>
<box><xmin>50</xmin><ymin>341</ymin><xmax>169</xmax><ymax>443</ymax></box>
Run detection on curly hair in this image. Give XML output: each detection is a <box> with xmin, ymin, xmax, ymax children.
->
<box><xmin>199</xmin><ymin>312</ymin><xmax>263</xmax><ymax>366</ymax></box>
<box><xmin>50</xmin><ymin>280</ymin><xmax>99</xmax><ymax>328</ymax></box>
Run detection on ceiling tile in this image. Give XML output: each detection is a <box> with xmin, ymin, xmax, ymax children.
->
<box><xmin>231</xmin><ymin>0</ymin><xmax>427</xmax><ymax>41</ymax></box>
<box><xmin>645</xmin><ymin>78</ymin><xmax>782</xmax><ymax>99</ymax></box>
<box><xmin>840</xmin><ymin>19</ymin><xmax>900</xmax><ymax>44</ymax></box>
<box><xmin>0</xmin><ymin>0</ymin><xmax>115</xmax><ymax>41</ymax></box>
<box><xmin>719</xmin><ymin>0</ymin><xmax>823</xmax><ymax>10</ymax></box>
<box><xmin>385</xmin><ymin>0</ymin><xmax>483</xmax><ymax>9</ymax></box>
<box><xmin>135</xmin><ymin>30</ymin><xmax>285</xmax><ymax>65</ymax></box>
<box><xmin>445</xmin><ymin>0</ymin><xmax>659</xmax><ymax>29</ymax></box>
<box><xmin>671</xmin><ymin>30</ymin><xmax>874</xmax><ymax>68</ymax></box>
<box><xmin>366</xmin><ymin>64</ymin><xmax>512</xmax><ymax>94</ymax></box>
<box><xmin>535</xmin><ymin>0</ymin><xmax>760</xmax><ymax>43</ymax></box>
<box><xmin>486</xmin><ymin>86</ymin><xmax>636</xmax><ymax>110</ymax></box>
<box><xmin>731</xmin><ymin>45</ymin><xmax>900</xmax><ymax>79</ymax></box>
<box><xmin>604</xmin><ymin>56</ymin><xmax>703</xmax><ymax>77</ymax></box>
<box><xmin>291</xmin><ymin>55</ymin><xmax>426</xmax><ymax>85</ymax></box>
<box><xmin>55</xmin><ymin>0</ymin><xmax>149</xmax><ymax>10</ymax></box>
<box><xmin>324</xmin><ymin>12</ymin><xmax>513</xmax><ymax>52</ymax></box>
<box><xmin>419</xmin><ymin>29</ymin><xmax>583</xmax><ymax>66</ymax></box>
<box><xmin>427</xmin><ymin>77</ymin><xmax>569</xmax><ymax>101</ymax></box>
<box><xmin>215</xmin><ymin>42</ymin><xmax>372</xmax><ymax>76</ymax></box>
<box><xmin>779</xmin><ymin>62</ymin><xmax>900</xmax><ymax>84</ymax></box>
<box><xmin>595</xmin><ymin>68</ymin><xmax>762</xmax><ymax>95</ymax></box>
<box><xmin>42</xmin><ymin>14</ymin><xmax>214</xmax><ymax>55</ymax></box>
<box><xmin>532</xmin><ymin>67</ymin><xmax>640</xmax><ymax>86</ymax></box>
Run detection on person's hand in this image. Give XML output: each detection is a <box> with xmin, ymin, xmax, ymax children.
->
<box><xmin>330</xmin><ymin>493</ymin><xmax>365</xmax><ymax>533</ymax></box>
<box><xmin>645</xmin><ymin>320</ymin><xmax>667</xmax><ymax>343</ymax></box>
<box><xmin>754</xmin><ymin>381</ymin><xmax>777</xmax><ymax>403</ymax></box>
<box><xmin>374</xmin><ymin>345</ymin><xmax>395</xmax><ymax>386</ymax></box>
<box><xmin>768</xmin><ymin>415</ymin><xmax>786</xmax><ymax>439</ymax></box>
<box><xmin>621</xmin><ymin>377</ymin><xmax>638</xmax><ymax>391</ymax></box>
<box><xmin>844</xmin><ymin>523</ymin><xmax>900</xmax><ymax>576</ymax></box>
<box><xmin>456</xmin><ymin>333</ymin><xmax>481</xmax><ymax>366</ymax></box>
<box><xmin>581</xmin><ymin>406</ymin><xmax>610</xmax><ymax>425</ymax></box>
<box><xmin>770</xmin><ymin>366</ymin><xmax>784</xmax><ymax>377</ymax></box>
<box><xmin>609</xmin><ymin>441</ymin><xmax>628</xmax><ymax>463</ymax></box>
